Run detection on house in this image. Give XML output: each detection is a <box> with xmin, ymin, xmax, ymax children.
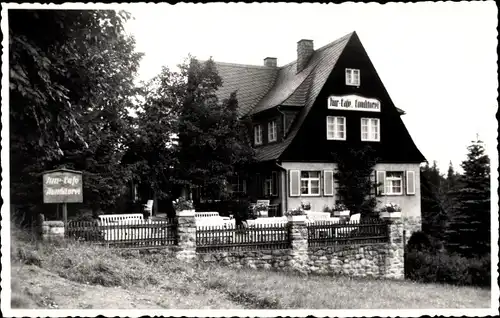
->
<box><xmin>208</xmin><ymin>31</ymin><xmax>426</xmax><ymax>221</ymax></box>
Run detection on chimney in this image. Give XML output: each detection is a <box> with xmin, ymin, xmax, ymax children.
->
<box><xmin>264</xmin><ymin>57</ymin><xmax>277</xmax><ymax>67</ymax></box>
<box><xmin>297</xmin><ymin>39</ymin><xmax>314</xmax><ymax>73</ymax></box>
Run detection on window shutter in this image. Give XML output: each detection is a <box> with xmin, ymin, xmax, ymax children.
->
<box><xmin>323</xmin><ymin>170</ymin><xmax>334</xmax><ymax>196</ymax></box>
<box><xmin>376</xmin><ymin>171</ymin><xmax>386</xmax><ymax>195</ymax></box>
<box><xmin>406</xmin><ymin>171</ymin><xmax>415</xmax><ymax>195</ymax></box>
<box><xmin>289</xmin><ymin>170</ymin><xmax>300</xmax><ymax>197</ymax></box>
<box><xmin>272</xmin><ymin>171</ymin><xmax>278</xmax><ymax>196</ymax></box>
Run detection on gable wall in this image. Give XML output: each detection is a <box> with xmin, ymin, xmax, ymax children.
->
<box><xmin>282</xmin><ymin>36</ymin><xmax>425</xmax><ymax>163</ymax></box>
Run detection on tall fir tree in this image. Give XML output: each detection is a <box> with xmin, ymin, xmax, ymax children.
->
<box><xmin>445</xmin><ymin>139</ymin><xmax>490</xmax><ymax>257</ymax></box>
<box><xmin>420</xmin><ymin>161</ymin><xmax>448</xmax><ymax>243</ymax></box>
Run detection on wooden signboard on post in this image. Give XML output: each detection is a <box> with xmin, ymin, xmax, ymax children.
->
<box><xmin>43</xmin><ymin>168</ymin><xmax>83</xmax><ymax>223</ymax></box>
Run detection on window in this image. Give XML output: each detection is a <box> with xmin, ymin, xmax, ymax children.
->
<box><xmin>327</xmin><ymin>116</ymin><xmax>346</xmax><ymax>140</ymax></box>
<box><xmin>230</xmin><ymin>175</ymin><xmax>246</xmax><ymax>194</ymax></box>
<box><xmin>385</xmin><ymin>172</ymin><xmax>403</xmax><ymax>195</ymax></box>
<box><xmin>361</xmin><ymin>118</ymin><xmax>380</xmax><ymax>141</ymax></box>
<box><xmin>376</xmin><ymin>170</ymin><xmax>416</xmax><ymax>196</ymax></box>
<box><xmin>300</xmin><ymin>171</ymin><xmax>320</xmax><ymax>196</ymax></box>
<box><xmin>263</xmin><ymin>172</ymin><xmax>278</xmax><ymax>196</ymax></box>
<box><xmin>268</xmin><ymin>120</ymin><xmax>277</xmax><ymax>142</ymax></box>
<box><xmin>254</xmin><ymin>125</ymin><xmax>262</xmax><ymax>145</ymax></box>
<box><xmin>346</xmin><ymin>68</ymin><xmax>360</xmax><ymax>86</ymax></box>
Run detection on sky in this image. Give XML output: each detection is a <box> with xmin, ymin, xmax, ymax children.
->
<box><xmin>123</xmin><ymin>2</ymin><xmax>497</xmax><ymax>175</ymax></box>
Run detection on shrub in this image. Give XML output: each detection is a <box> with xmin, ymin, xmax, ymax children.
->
<box><xmin>405</xmin><ymin>231</ymin><xmax>491</xmax><ymax>287</ymax></box>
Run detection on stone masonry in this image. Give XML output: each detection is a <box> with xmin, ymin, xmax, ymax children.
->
<box><xmin>41</xmin><ymin>213</ymin><xmax>407</xmax><ymax>280</ymax></box>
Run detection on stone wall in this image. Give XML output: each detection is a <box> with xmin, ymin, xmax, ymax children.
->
<box><xmin>199</xmin><ymin>219</ymin><xmax>405</xmax><ymax>279</ymax></box>
<box><xmin>40</xmin><ymin>213</ymin><xmax>407</xmax><ymax>280</ymax></box>
<box><xmin>40</xmin><ymin>220</ymin><xmax>65</xmax><ymax>241</ymax></box>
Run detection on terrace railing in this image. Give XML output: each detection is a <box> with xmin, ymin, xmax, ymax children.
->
<box><xmin>196</xmin><ymin>223</ymin><xmax>290</xmax><ymax>253</ymax></box>
<box><xmin>307</xmin><ymin>218</ymin><xmax>389</xmax><ymax>248</ymax></box>
<box><xmin>65</xmin><ymin>219</ymin><xmax>177</xmax><ymax>248</ymax></box>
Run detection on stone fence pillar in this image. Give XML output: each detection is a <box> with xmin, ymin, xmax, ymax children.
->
<box><xmin>384</xmin><ymin>219</ymin><xmax>405</xmax><ymax>279</ymax></box>
<box><xmin>287</xmin><ymin>217</ymin><xmax>309</xmax><ymax>274</ymax></box>
<box><xmin>175</xmin><ymin>210</ymin><xmax>197</xmax><ymax>262</ymax></box>
<box><xmin>41</xmin><ymin>220</ymin><xmax>65</xmax><ymax>241</ymax></box>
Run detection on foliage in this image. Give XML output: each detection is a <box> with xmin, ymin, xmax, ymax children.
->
<box><xmin>300</xmin><ymin>201</ymin><xmax>311</xmax><ymax>211</ymax></box>
<box><xmin>177</xmin><ymin>58</ymin><xmax>255</xmax><ymax>200</ymax></box>
<box><xmin>445</xmin><ymin>140</ymin><xmax>490</xmax><ymax>257</ymax></box>
<box><xmin>405</xmin><ymin>250</ymin><xmax>490</xmax><ymax>287</ymax></box>
<box><xmin>285</xmin><ymin>206</ymin><xmax>306</xmax><ymax>217</ymax></box>
<box><xmin>9</xmin><ymin>9</ymin><xmax>143</xmax><ymax>219</ymax></box>
<box><xmin>405</xmin><ymin>231</ymin><xmax>490</xmax><ymax>287</ymax></box>
<box><xmin>122</xmin><ymin>65</ymin><xmax>186</xmax><ymax>205</ymax></box>
<box><xmin>332</xmin><ymin>146</ymin><xmax>379</xmax><ymax>217</ymax></box>
<box><xmin>332</xmin><ymin>203</ymin><xmax>349</xmax><ymax>211</ymax></box>
<box><xmin>420</xmin><ymin>162</ymin><xmax>449</xmax><ymax>245</ymax></box>
<box><xmin>172</xmin><ymin>197</ymin><xmax>194</xmax><ymax>211</ymax></box>
<box><xmin>378</xmin><ymin>202</ymin><xmax>402</xmax><ymax>213</ymax></box>
<box><xmin>252</xmin><ymin>202</ymin><xmax>269</xmax><ymax>213</ymax></box>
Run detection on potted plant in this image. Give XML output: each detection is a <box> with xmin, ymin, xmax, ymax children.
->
<box><xmin>379</xmin><ymin>202</ymin><xmax>402</xmax><ymax>220</ymax></box>
<box><xmin>251</xmin><ymin>202</ymin><xmax>269</xmax><ymax>218</ymax></box>
<box><xmin>173</xmin><ymin>197</ymin><xmax>195</xmax><ymax>215</ymax></box>
<box><xmin>301</xmin><ymin>200</ymin><xmax>311</xmax><ymax>211</ymax></box>
<box><xmin>332</xmin><ymin>203</ymin><xmax>350</xmax><ymax>217</ymax></box>
<box><xmin>285</xmin><ymin>206</ymin><xmax>307</xmax><ymax>222</ymax></box>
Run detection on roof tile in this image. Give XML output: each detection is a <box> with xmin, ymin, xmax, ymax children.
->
<box><xmin>212</xmin><ymin>32</ymin><xmax>354</xmax><ymax>161</ymax></box>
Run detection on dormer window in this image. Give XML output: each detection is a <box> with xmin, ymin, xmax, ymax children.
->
<box><xmin>268</xmin><ymin>120</ymin><xmax>277</xmax><ymax>142</ymax></box>
<box><xmin>254</xmin><ymin>125</ymin><xmax>263</xmax><ymax>145</ymax></box>
<box><xmin>346</xmin><ymin>68</ymin><xmax>360</xmax><ymax>86</ymax></box>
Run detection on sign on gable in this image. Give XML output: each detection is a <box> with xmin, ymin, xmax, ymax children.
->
<box><xmin>328</xmin><ymin>94</ymin><xmax>381</xmax><ymax>112</ymax></box>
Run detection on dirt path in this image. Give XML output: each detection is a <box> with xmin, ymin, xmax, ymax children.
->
<box><xmin>11</xmin><ymin>265</ymin><xmax>242</xmax><ymax>309</ymax></box>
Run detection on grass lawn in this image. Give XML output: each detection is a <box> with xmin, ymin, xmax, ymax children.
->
<box><xmin>10</xmin><ymin>227</ymin><xmax>492</xmax><ymax>310</ymax></box>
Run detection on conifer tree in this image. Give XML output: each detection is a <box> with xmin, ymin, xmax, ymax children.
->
<box><xmin>445</xmin><ymin>139</ymin><xmax>490</xmax><ymax>257</ymax></box>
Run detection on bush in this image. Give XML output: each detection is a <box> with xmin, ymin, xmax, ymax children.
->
<box><xmin>405</xmin><ymin>231</ymin><xmax>490</xmax><ymax>287</ymax></box>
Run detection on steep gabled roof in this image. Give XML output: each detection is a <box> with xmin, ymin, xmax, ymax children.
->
<box><xmin>211</xmin><ymin>32</ymin><xmax>358</xmax><ymax>161</ymax></box>
<box><xmin>212</xmin><ymin>62</ymin><xmax>278</xmax><ymax>117</ymax></box>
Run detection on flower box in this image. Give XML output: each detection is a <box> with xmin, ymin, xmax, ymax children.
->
<box><xmin>177</xmin><ymin>209</ymin><xmax>195</xmax><ymax>217</ymax></box>
<box><xmin>380</xmin><ymin>211</ymin><xmax>402</xmax><ymax>220</ymax></box>
<box><xmin>287</xmin><ymin>215</ymin><xmax>307</xmax><ymax>222</ymax></box>
<box><xmin>333</xmin><ymin>210</ymin><xmax>350</xmax><ymax>217</ymax></box>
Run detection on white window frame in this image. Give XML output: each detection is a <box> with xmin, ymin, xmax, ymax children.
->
<box><xmin>346</xmin><ymin>68</ymin><xmax>360</xmax><ymax>86</ymax></box>
<box><xmin>361</xmin><ymin>118</ymin><xmax>380</xmax><ymax>142</ymax></box>
<box><xmin>326</xmin><ymin>116</ymin><xmax>346</xmax><ymax>140</ymax></box>
<box><xmin>254</xmin><ymin>124</ymin><xmax>263</xmax><ymax>145</ymax></box>
<box><xmin>300</xmin><ymin>171</ymin><xmax>321</xmax><ymax>196</ymax></box>
<box><xmin>385</xmin><ymin>171</ymin><xmax>404</xmax><ymax>195</ymax></box>
<box><xmin>268</xmin><ymin>120</ymin><xmax>277</xmax><ymax>142</ymax></box>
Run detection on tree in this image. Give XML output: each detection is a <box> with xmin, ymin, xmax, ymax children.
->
<box><xmin>420</xmin><ymin>162</ymin><xmax>448</xmax><ymax>244</ymax></box>
<box><xmin>446</xmin><ymin>161</ymin><xmax>461</xmax><ymax>192</ymax></box>
<box><xmin>445</xmin><ymin>139</ymin><xmax>490</xmax><ymax>257</ymax></box>
<box><xmin>332</xmin><ymin>146</ymin><xmax>379</xmax><ymax>217</ymax></box>
<box><xmin>177</xmin><ymin>58</ymin><xmax>255</xmax><ymax>200</ymax></box>
<box><xmin>9</xmin><ymin>10</ymin><xmax>143</xmax><ymax>220</ymax></box>
<box><xmin>122</xmin><ymin>66</ymin><xmax>187</xmax><ymax>213</ymax></box>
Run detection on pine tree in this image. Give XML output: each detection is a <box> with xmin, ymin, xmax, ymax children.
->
<box><xmin>420</xmin><ymin>161</ymin><xmax>447</xmax><ymax>244</ymax></box>
<box><xmin>445</xmin><ymin>139</ymin><xmax>490</xmax><ymax>257</ymax></box>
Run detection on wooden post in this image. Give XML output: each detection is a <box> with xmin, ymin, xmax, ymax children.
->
<box><xmin>62</xmin><ymin>202</ymin><xmax>68</xmax><ymax>223</ymax></box>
